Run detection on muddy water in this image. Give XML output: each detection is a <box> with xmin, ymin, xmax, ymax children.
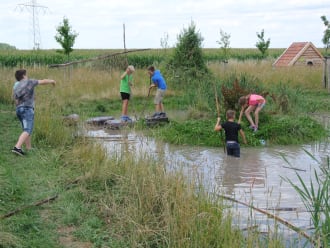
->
<box><xmin>85</xmin><ymin>117</ymin><xmax>329</xmax><ymax>245</ymax></box>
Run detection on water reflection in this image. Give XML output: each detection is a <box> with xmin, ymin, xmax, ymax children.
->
<box><xmin>85</xmin><ymin>126</ymin><xmax>329</xmax><ymax>245</ymax></box>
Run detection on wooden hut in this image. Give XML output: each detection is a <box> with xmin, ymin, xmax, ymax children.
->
<box><xmin>273</xmin><ymin>42</ymin><xmax>324</xmax><ymax>67</ymax></box>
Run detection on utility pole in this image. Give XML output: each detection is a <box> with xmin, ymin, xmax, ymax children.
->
<box><xmin>16</xmin><ymin>0</ymin><xmax>48</xmax><ymax>50</ymax></box>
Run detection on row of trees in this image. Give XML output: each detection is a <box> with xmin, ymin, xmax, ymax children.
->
<box><xmin>215</xmin><ymin>15</ymin><xmax>330</xmax><ymax>60</ymax></box>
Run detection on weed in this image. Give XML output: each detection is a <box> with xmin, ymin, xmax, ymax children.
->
<box><xmin>283</xmin><ymin>153</ymin><xmax>330</xmax><ymax>247</ymax></box>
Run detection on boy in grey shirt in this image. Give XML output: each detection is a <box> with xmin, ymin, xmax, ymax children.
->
<box><xmin>12</xmin><ymin>69</ymin><xmax>56</xmax><ymax>156</ymax></box>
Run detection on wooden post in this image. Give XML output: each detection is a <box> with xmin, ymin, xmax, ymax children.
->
<box><xmin>324</xmin><ymin>56</ymin><xmax>330</xmax><ymax>93</ymax></box>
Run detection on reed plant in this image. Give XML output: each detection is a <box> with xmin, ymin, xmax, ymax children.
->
<box><xmin>63</xmin><ymin>140</ymin><xmax>276</xmax><ymax>247</ymax></box>
<box><xmin>283</xmin><ymin>154</ymin><xmax>330</xmax><ymax>247</ymax></box>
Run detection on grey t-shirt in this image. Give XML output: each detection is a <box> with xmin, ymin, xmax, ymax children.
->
<box><xmin>13</xmin><ymin>79</ymin><xmax>38</xmax><ymax>108</ymax></box>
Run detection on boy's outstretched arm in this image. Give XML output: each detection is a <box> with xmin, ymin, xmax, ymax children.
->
<box><xmin>38</xmin><ymin>79</ymin><xmax>56</xmax><ymax>86</ymax></box>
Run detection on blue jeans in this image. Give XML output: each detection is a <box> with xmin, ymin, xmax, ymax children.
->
<box><xmin>16</xmin><ymin>106</ymin><xmax>34</xmax><ymax>135</ymax></box>
<box><xmin>226</xmin><ymin>141</ymin><xmax>240</xmax><ymax>157</ymax></box>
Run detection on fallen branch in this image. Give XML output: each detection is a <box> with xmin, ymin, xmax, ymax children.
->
<box><xmin>0</xmin><ymin>178</ymin><xmax>80</xmax><ymax>220</ymax></box>
<box><xmin>219</xmin><ymin>194</ymin><xmax>313</xmax><ymax>244</ymax></box>
<box><xmin>48</xmin><ymin>48</ymin><xmax>151</xmax><ymax>68</ymax></box>
<box><xmin>0</xmin><ymin>195</ymin><xmax>58</xmax><ymax>219</ymax></box>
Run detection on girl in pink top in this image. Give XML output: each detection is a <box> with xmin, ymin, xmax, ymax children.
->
<box><xmin>238</xmin><ymin>94</ymin><xmax>266</xmax><ymax>132</ymax></box>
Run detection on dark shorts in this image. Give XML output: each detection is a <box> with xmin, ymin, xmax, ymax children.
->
<box><xmin>226</xmin><ymin>141</ymin><xmax>240</xmax><ymax>157</ymax></box>
<box><xmin>16</xmin><ymin>106</ymin><xmax>34</xmax><ymax>135</ymax></box>
<box><xmin>120</xmin><ymin>92</ymin><xmax>130</xmax><ymax>100</ymax></box>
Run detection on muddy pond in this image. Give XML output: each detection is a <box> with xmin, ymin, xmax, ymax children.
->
<box><xmin>85</xmin><ymin>115</ymin><xmax>329</xmax><ymax>246</ymax></box>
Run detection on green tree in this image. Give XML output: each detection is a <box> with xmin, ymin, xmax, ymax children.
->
<box><xmin>170</xmin><ymin>21</ymin><xmax>207</xmax><ymax>78</ymax></box>
<box><xmin>321</xmin><ymin>15</ymin><xmax>330</xmax><ymax>54</ymax></box>
<box><xmin>55</xmin><ymin>17</ymin><xmax>78</xmax><ymax>58</ymax></box>
<box><xmin>216</xmin><ymin>28</ymin><xmax>231</xmax><ymax>63</ymax></box>
<box><xmin>255</xmin><ymin>29</ymin><xmax>270</xmax><ymax>58</ymax></box>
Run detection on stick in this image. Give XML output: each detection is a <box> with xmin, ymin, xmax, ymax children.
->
<box><xmin>213</xmin><ymin>81</ymin><xmax>226</xmax><ymax>153</ymax></box>
<box><xmin>0</xmin><ymin>195</ymin><xmax>58</xmax><ymax>219</ymax></box>
<box><xmin>48</xmin><ymin>48</ymin><xmax>151</xmax><ymax>68</ymax></box>
<box><xmin>0</xmin><ymin>178</ymin><xmax>80</xmax><ymax>220</ymax></box>
<box><xmin>214</xmin><ymin>81</ymin><xmax>220</xmax><ymax>117</ymax></box>
<box><xmin>219</xmin><ymin>194</ymin><xmax>313</xmax><ymax>244</ymax></box>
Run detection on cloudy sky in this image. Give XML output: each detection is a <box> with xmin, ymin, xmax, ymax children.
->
<box><xmin>0</xmin><ymin>0</ymin><xmax>329</xmax><ymax>50</ymax></box>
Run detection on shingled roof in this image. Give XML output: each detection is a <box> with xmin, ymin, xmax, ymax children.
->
<box><xmin>273</xmin><ymin>42</ymin><xmax>324</xmax><ymax>67</ymax></box>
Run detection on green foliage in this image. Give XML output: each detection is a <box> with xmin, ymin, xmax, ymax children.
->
<box><xmin>217</xmin><ymin>29</ymin><xmax>231</xmax><ymax>62</ymax></box>
<box><xmin>153</xmin><ymin>112</ymin><xmax>326</xmax><ymax>147</ymax></box>
<box><xmin>55</xmin><ymin>17</ymin><xmax>78</xmax><ymax>57</ymax></box>
<box><xmin>220</xmin><ymin>74</ymin><xmax>263</xmax><ymax>110</ymax></box>
<box><xmin>251</xmin><ymin>115</ymin><xmax>327</xmax><ymax>145</ymax></box>
<box><xmin>321</xmin><ymin>15</ymin><xmax>330</xmax><ymax>54</ymax></box>
<box><xmin>154</xmin><ymin>119</ymin><xmax>220</xmax><ymax>146</ymax></box>
<box><xmin>255</xmin><ymin>29</ymin><xmax>271</xmax><ymax>58</ymax></box>
<box><xmin>0</xmin><ymin>48</ymin><xmax>288</xmax><ymax>68</ymax></box>
<box><xmin>169</xmin><ymin>21</ymin><xmax>208</xmax><ymax>79</ymax></box>
<box><xmin>284</xmin><ymin>155</ymin><xmax>330</xmax><ymax>247</ymax></box>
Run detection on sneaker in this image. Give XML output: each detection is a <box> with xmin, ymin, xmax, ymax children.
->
<box><xmin>152</xmin><ymin>112</ymin><xmax>160</xmax><ymax>118</ymax></box>
<box><xmin>125</xmin><ymin>116</ymin><xmax>133</xmax><ymax>123</ymax></box>
<box><xmin>121</xmin><ymin>115</ymin><xmax>128</xmax><ymax>121</ymax></box>
<box><xmin>11</xmin><ymin>147</ymin><xmax>25</xmax><ymax>156</ymax></box>
<box><xmin>253</xmin><ymin>127</ymin><xmax>258</xmax><ymax>132</ymax></box>
<box><xmin>159</xmin><ymin>112</ymin><xmax>166</xmax><ymax>118</ymax></box>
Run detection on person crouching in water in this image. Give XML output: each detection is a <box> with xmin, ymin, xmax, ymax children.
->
<box><xmin>214</xmin><ymin>110</ymin><xmax>247</xmax><ymax>158</ymax></box>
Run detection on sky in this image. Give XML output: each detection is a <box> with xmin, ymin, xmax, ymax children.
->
<box><xmin>1</xmin><ymin>0</ymin><xmax>329</xmax><ymax>50</ymax></box>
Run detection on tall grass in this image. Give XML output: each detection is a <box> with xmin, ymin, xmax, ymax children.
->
<box><xmin>208</xmin><ymin>59</ymin><xmax>324</xmax><ymax>90</ymax></box>
<box><xmin>0</xmin><ymin>57</ymin><xmax>327</xmax><ymax>246</ymax></box>
<box><xmin>63</xmin><ymin>140</ymin><xmax>273</xmax><ymax>247</ymax></box>
<box><xmin>284</xmin><ymin>153</ymin><xmax>330</xmax><ymax>247</ymax></box>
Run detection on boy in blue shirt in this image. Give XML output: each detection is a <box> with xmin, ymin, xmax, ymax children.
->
<box><xmin>147</xmin><ymin>66</ymin><xmax>167</xmax><ymax>118</ymax></box>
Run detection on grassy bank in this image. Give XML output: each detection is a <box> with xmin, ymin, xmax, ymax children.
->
<box><xmin>1</xmin><ymin>102</ymin><xmax>282</xmax><ymax>247</ymax></box>
<box><xmin>1</xmin><ymin>58</ymin><xmax>329</xmax><ymax>247</ymax></box>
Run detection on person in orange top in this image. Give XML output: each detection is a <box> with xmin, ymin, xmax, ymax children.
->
<box><xmin>238</xmin><ymin>94</ymin><xmax>266</xmax><ymax>132</ymax></box>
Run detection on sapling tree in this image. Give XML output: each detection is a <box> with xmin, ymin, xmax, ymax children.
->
<box><xmin>321</xmin><ymin>15</ymin><xmax>330</xmax><ymax>54</ymax></box>
<box><xmin>256</xmin><ymin>29</ymin><xmax>270</xmax><ymax>58</ymax></box>
<box><xmin>55</xmin><ymin>17</ymin><xmax>78</xmax><ymax>58</ymax></box>
<box><xmin>216</xmin><ymin>29</ymin><xmax>231</xmax><ymax>63</ymax></box>
<box><xmin>160</xmin><ymin>32</ymin><xmax>170</xmax><ymax>52</ymax></box>
<box><xmin>170</xmin><ymin>21</ymin><xmax>207</xmax><ymax>79</ymax></box>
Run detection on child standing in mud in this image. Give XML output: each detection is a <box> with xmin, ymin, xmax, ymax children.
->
<box><xmin>214</xmin><ymin>110</ymin><xmax>247</xmax><ymax>158</ymax></box>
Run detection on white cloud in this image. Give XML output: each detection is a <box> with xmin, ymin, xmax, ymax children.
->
<box><xmin>1</xmin><ymin>0</ymin><xmax>329</xmax><ymax>49</ymax></box>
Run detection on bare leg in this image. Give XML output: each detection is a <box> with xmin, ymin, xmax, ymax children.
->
<box><xmin>159</xmin><ymin>102</ymin><xmax>164</xmax><ymax>112</ymax></box>
<box><xmin>25</xmin><ymin>135</ymin><xmax>32</xmax><ymax>150</ymax></box>
<box><xmin>15</xmin><ymin>131</ymin><xmax>30</xmax><ymax>149</ymax></box>
<box><xmin>244</xmin><ymin>105</ymin><xmax>256</xmax><ymax>127</ymax></box>
<box><xmin>155</xmin><ymin>103</ymin><xmax>161</xmax><ymax>112</ymax></box>
<box><xmin>254</xmin><ymin>106</ymin><xmax>262</xmax><ymax>127</ymax></box>
<box><xmin>122</xmin><ymin>99</ymin><xmax>129</xmax><ymax>116</ymax></box>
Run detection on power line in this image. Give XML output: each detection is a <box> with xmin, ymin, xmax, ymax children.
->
<box><xmin>16</xmin><ymin>0</ymin><xmax>49</xmax><ymax>50</ymax></box>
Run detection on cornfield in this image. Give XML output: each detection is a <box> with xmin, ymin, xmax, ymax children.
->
<box><xmin>0</xmin><ymin>48</ymin><xmax>326</xmax><ymax>68</ymax></box>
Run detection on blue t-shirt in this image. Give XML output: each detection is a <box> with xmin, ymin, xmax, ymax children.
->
<box><xmin>151</xmin><ymin>70</ymin><xmax>167</xmax><ymax>90</ymax></box>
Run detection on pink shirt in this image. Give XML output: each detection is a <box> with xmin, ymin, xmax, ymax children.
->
<box><xmin>248</xmin><ymin>94</ymin><xmax>265</xmax><ymax>106</ymax></box>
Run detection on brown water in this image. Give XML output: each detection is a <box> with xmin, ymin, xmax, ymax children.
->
<box><xmin>85</xmin><ymin>121</ymin><xmax>329</xmax><ymax>246</ymax></box>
